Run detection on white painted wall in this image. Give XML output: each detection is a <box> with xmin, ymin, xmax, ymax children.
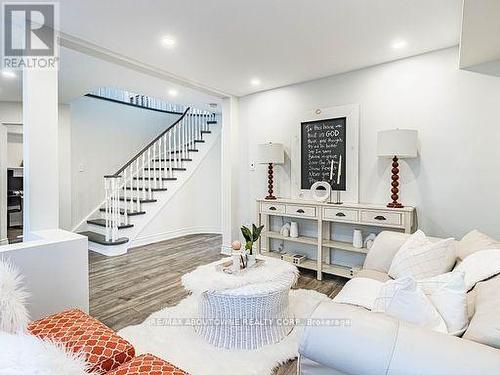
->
<box><xmin>0</xmin><ymin>229</ymin><xmax>89</xmax><ymax>320</ymax></box>
<box><xmin>69</xmin><ymin>96</ymin><xmax>180</xmax><ymax>229</ymax></box>
<box><xmin>238</xmin><ymin>47</ymin><xmax>500</xmax><ymax>240</ymax></box>
<box><xmin>135</xmin><ymin>135</ymin><xmax>222</xmax><ymax>244</ymax></box>
<box><xmin>0</xmin><ymin>102</ymin><xmax>73</xmax><ymax>231</ymax></box>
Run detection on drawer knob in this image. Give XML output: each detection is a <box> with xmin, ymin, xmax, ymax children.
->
<box><xmin>374</xmin><ymin>215</ymin><xmax>386</xmax><ymax>221</ymax></box>
<box><xmin>296</xmin><ymin>209</ymin><xmax>305</xmax><ymax>213</ymax></box>
<box><xmin>335</xmin><ymin>212</ymin><xmax>346</xmax><ymax>217</ymax></box>
<box><xmin>269</xmin><ymin>206</ymin><xmax>277</xmax><ymax>211</ymax></box>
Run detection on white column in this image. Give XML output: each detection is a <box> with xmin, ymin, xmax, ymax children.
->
<box><xmin>23</xmin><ymin>69</ymin><xmax>59</xmax><ymax>238</ymax></box>
<box><xmin>220</xmin><ymin>96</ymin><xmax>239</xmax><ymax>254</ymax></box>
<box><xmin>0</xmin><ymin>125</ymin><xmax>7</xmax><ymax>244</ymax></box>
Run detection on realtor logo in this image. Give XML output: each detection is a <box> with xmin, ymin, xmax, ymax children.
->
<box><xmin>2</xmin><ymin>2</ymin><xmax>59</xmax><ymax>69</ymax></box>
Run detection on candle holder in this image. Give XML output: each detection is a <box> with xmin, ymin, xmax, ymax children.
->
<box><xmin>327</xmin><ymin>179</ymin><xmax>343</xmax><ymax>205</ymax></box>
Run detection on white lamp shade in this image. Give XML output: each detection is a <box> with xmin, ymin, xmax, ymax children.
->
<box><xmin>377</xmin><ymin>129</ymin><xmax>418</xmax><ymax>158</ymax></box>
<box><xmin>257</xmin><ymin>142</ymin><xmax>285</xmax><ymax>164</ymax></box>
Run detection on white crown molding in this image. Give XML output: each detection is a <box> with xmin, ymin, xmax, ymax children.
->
<box><xmin>58</xmin><ymin>32</ymin><xmax>232</xmax><ymax>99</ymax></box>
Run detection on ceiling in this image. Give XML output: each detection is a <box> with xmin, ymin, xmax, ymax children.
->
<box><xmin>1</xmin><ymin>0</ymin><xmax>462</xmax><ymax>100</ymax></box>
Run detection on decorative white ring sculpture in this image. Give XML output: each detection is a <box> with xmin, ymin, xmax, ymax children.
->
<box><xmin>310</xmin><ymin>181</ymin><xmax>331</xmax><ymax>202</ymax></box>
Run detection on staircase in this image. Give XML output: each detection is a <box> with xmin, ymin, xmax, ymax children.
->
<box><xmin>77</xmin><ymin>101</ymin><xmax>220</xmax><ymax>256</ymax></box>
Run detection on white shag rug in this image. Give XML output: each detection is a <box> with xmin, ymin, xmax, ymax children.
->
<box><xmin>119</xmin><ymin>289</ymin><xmax>329</xmax><ymax>375</ymax></box>
<box><xmin>0</xmin><ymin>259</ymin><xmax>30</xmax><ymax>333</ymax></box>
<box><xmin>0</xmin><ymin>332</ymin><xmax>100</xmax><ymax>375</ymax></box>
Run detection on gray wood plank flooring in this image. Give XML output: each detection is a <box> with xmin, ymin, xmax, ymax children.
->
<box><xmin>89</xmin><ymin>233</ymin><xmax>346</xmax><ymax>375</ymax></box>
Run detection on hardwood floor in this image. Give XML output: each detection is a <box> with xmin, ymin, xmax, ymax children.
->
<box><xmin>89</xmin><ymin>233</ymin><xmax>347</xmax><ymax>374</ymax></box>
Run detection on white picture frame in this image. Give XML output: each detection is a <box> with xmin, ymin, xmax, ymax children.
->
<box><xmin>291</xmin><ymin>104</ymin><xmax>359</xmax><ymax>203</ymax></box>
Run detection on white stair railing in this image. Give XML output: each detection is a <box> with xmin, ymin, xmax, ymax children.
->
<box><xmin>103</xmin><ymin>107</ymin><xmax>216</xmax><ymax>242</ymax></box>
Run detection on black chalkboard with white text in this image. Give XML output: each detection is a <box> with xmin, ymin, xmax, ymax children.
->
<box><xmin>300</xmin><ymin>117</ymin><xmax>346</xmax><ymax>190</ymax></box>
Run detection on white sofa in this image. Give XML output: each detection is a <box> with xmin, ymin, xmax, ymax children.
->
<box><xmin>298</xmin><ymin>231</ymin><xmax>500</xmax><ymax>375</ymax></box>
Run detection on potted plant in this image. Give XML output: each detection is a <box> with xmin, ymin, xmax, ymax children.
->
<box><xmin>241</xmin><ymin>224</ymin><xmax>264</xmax><ymax>266</ymax></box>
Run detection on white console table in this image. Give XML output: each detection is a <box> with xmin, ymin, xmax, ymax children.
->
<box><xmin>256</xmin><ymin>198</ymin><xmax>416</xmax><ymax>280</ymax></box>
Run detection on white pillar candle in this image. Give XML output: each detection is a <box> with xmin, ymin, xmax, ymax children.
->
<box><xmin>337</xmin><ymin>155</ymin><xmax>342</xmax><ymax>185</ymax></box>
<box><xmin>329</xmin><ymin>159</ymin><xmax>334</xmax><ymax>180</ymax></box>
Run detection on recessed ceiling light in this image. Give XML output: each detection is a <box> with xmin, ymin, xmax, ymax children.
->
<box><xmin>168</xmin><ymin>89</ymin><xmax>178</xmax><ymax>97</ymax></box>
<box><xmin>161</xmin><ymin>35</ymin><xmax>176</xmax><ymax>48</ymax></box>
<box><xmin>250</xmin><ymin>78</ymin><xmax>261</xmax><ymax>86</ymax></box>
<box><xmin>392</xmin><ymin>40</ymin><xmax>407</xmax><ymax>49</ymax></box>
<box><xmin>1</xmin><ymin>69</ymin><xmax>17</xmax><ymax>79</ymax></box>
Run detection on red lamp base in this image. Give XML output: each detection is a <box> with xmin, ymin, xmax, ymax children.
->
<box><xmin>265</xmin><ymin>163</ymin><xmax>277</xmax><ymax>200</ymax></box>
<box><xmin>387</xmin><ymin>156</ymin><xmax>404</xmax><ymax>208</ymax></box>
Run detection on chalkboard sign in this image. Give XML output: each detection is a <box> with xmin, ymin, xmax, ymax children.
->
<box><xmin>301</xmin><ymin>117</ymin><xmax>346</xmax><ymax>190</ymax></box>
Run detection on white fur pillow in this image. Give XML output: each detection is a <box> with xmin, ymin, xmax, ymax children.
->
<box><xmin>454</xmin><ymin>249</ymin><xmax>500</xmax><ymax>291</ymax></box>
<box><xmin>388</xmin><ymin>230</ymin><xmax>456</xmax><ymax>280</ymax></box>
<box><xmin>372</xmin><ymin>276</ymin><xmax>447</xmax><ymax>333</ymax></box>
<box><xmin>0</xmin><ymin>260</ymin><xmax>30</xmax><ymax>333</ymax></box>
<box><xmin>0</xmin><ymin>332</ymin><xmax>100</xmax><ymax>375</ymax></box>
<box><xmin>418</xmin><ymin>271</ymin><xmax>468</xmax><ymax>335</ymax></box>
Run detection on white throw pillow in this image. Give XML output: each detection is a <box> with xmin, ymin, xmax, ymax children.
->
<box><xmin>372</xmin><ymin>277</ymin><xmax>447</xmax><ymax>333</ymax></box>
<box><xmin>418</xmin><ymin>271</ymin><xmax>468</xmax><ymax>335</ymax></box>
<box><xmin>388</xmin><ymin>230</ymin><xmax>456</xmax><ymax>280</ymax></box>
<box><xmin>457</xmin><ymin>230</ymin><xmax>500</xmax><ymax>261</ymax></box>
<box><xmin>0</xmin><ymin>260</ymin><xmax>30</xmax><ymax>333</ymax></box>
<box><xmin>454</xmin><ymin>249</ymin><xmax>500</xmax><ymax>291</ymax></box>
<box><xmin>333</xmin><ymin>277</ymin><xmax>383</xmax><ymax>310</ymax></box>
<box><xmin>0</xmin><ymin>332</ymin><xmax>100</xmax><ymax>375</ymax></box>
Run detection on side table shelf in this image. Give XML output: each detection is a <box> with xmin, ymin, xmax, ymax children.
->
<box><xmin>256</xmin><ymin>198</ymin><xmax>416</xmax><ymax>280</ymax></box>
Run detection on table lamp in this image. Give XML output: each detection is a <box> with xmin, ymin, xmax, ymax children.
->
<box><xmin>377</xmin><ymin>129</ymin><xmax>418</xmax><ymax>208</ymax></box>
<box><xmin>258</xmin><ymin>142</ymin><xmax>284</xmax><ymax>200</ymax></box>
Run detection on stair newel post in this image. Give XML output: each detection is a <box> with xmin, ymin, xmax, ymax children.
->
<box><xmin>183</xmin><ymin>118</ymin><xmax>187</xmax><ymax>160</ymax></box>
<box><xmin>104</xmin><ymin>176</ymin><xmax>111</xmax><ymax>241</ymax></box>
<box><xmin>176</xmin><ymin>124</ymin><xmax>181</xmax><ymax>169</ymax></box>
<box><xmin>135</xmin><ymin>159</ymin><xmax>140</xmax><ymax>212</ymax></box>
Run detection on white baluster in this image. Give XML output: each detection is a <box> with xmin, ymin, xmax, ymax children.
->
<box><xmin>162</xmin><ymin>134</ymin><xmax>167</xmax><ymax>185</ymax></box>
<box><xmin>135</xmin><ymin>160</ymin><xmax>140</xmax><ymax>212</ymax></box>
<box><xmin>147</xmin><ymin>148</ymin><xmax>152</xmax><ymax>200</ymax></box>
<box><xmin>123</xmin><ymin>170</ymin><xmax>128</xmax><ymax>226</ymax></box>
<box><xmin>141</xmin><ymin>153</ymin><xmax>146</xmax><ymax>201</ymax></box>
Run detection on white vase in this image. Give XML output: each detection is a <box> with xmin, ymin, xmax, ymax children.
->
<box><xmin>353</xmin><ymin>229</ymin><xmax>363</xmax><ymax>249</ymax></box>
<box><xmin>290</xmin><ymin>222</ymin><xmax>299</xmax><ymax>238</ymax></box>
<box><xmin>247</xmin><ymin>253</ymin><xmax>256</xmax><ymax>267</ymax></box>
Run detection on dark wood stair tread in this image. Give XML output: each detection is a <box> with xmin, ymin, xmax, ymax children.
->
<box><xmin>87</xmin><ymin>219</ymin><xmax>133</xmax><ymax>229</ymax></box>
<box><xmin>143</xmin><ymin>167</ymin><xmax>186</xmax><ymax>171</ymax></box>
<box><xmin>201</xmin><ymin>130</ymin><xmax>211</xmax><ymax>134</ymax></box>
<box><xmin>194</xmin><ymin>140</ymin><xmax>205</xmax><ymax>143</ymax></box>
<box><xmin>112</xmin><ymin>197</ymin><xmax>157</xmax><ymax>203</ymax></box>
<box><xmin>170</xmin><ymin>149</ymin><xmax>198</xmax><ymax>153</ymax></box>
<box><xmin>125</xmin><ymin>186</ymin><xmax>168</xmax><ymax>192</ymax></box>
<box><xmin>154</xmin><ymin>158</ymin><xmax>192</xmax><ymax>162</ymax></box>
<box><xmin>99</xmin><ymin>208</ymin><xmax>146</xmax><ymax>216</ymax></box>
<box><xmin>133</xmin><ymin>177</ymin><xmax>177</xmax><ymax>181</ymax></box>
<box><xmin>79</xmin><ymin>231</ymin><xmax>129</xmax><ymax>246</ymax></box>
<box><xmin>206</xmin><ymin>121</ymin><xmax>217</xmax><ymax>124</ymax></box>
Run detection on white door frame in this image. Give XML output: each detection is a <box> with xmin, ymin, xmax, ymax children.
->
<box><xmin>0</xmin><ymin>124</ymin><xmax>7</xmax><ymax>245</ymax></box>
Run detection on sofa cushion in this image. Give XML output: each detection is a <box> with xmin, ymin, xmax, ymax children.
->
<box><xmin>28</xmin><ymin>309</ymin><xmax>135</xmax><ymax>374</ymax></box>
<box><xmin>458</xmin><ymin>230</ymin><xmax>500</xmax><ymax>261</ymax></box>
<box><xmin>463</xmin><ymin>277</ymin><xmax>500</xmax><ymax>349</ymax></box>
<box><xmin>454</xmin><ymin>249</ymin><xmax>500</xmax><ymax>291</ymax></box>
<box><xmin>355</xmin><ymin>269</ymin><xmax>391</xmax><ymax>282</ymax></box>
<box><xmin>372</xmin><ymin>276</ymin><xmax>447</xmax><ymax>333</ymax></box>
<box><xmin>388</xmin><ymin>230</ymin><xmax>456</xmax><ymax>280</ymax></box>
<box><xmin>363</xmin><ymin>231</ymin><xmax>410</xmax><ymax>273</ymax></box>
<box><xmin>106</xmin><ymin>354</ymin><xmax>189</xmax><ymax>375</ymax></box>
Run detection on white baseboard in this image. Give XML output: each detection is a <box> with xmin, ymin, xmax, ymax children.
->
<box><xmin>130</xmin><ymin>226</ymin><xmax>222</xmax><ymax>248</ymax></box>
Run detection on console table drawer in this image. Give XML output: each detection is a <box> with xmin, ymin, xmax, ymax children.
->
<box><xmin>261</xmin><ymin>203</ymin><xmax>285</xmax><ymax>214</ymax></box>
<box><xmin>323</xmin><ymin>208</ymin><xmax>359</xmax><ymax>222</ymax></box>
<box><xmin>360</xmin><ymin>210</ymin><xmax>402</xmax><ymax>226</ymax></box>
<box><xmin>285</xmin><ymin>204</ymin><xmax>317</xmax><ymax>218</ymax></box>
